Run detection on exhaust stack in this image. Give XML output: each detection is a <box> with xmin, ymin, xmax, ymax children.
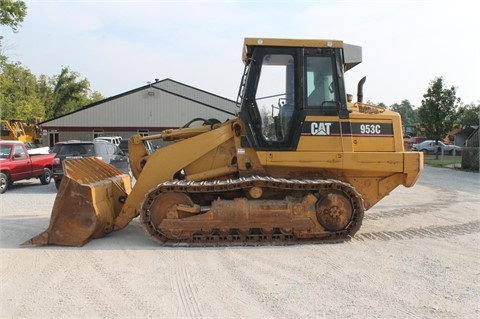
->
<box><xmin>357</xmin><ymin>76</ymin><xmax>366</xmax><ymax>103</ymax></box>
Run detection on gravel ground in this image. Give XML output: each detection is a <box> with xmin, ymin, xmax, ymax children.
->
<box><xmin>0</xmin><ymin>166</ymin><xmax>479</xmax><ymax>319</ymax></box>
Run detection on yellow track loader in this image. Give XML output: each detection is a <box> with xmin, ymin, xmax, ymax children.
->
<box><xmin>23</xmin><ymin>38</ymin><xmax>423</xmax><ymax>247</ymax></box>
<box><xmin>1</xmin><ymin>118</ymin><xmax>42</xmax><ymax>145</ymax></box>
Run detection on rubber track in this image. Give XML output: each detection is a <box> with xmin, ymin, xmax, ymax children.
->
<box><xmin>140</xmin><ymin>176</ymin><xmax>365</xmax><ymax>247</ymax></box>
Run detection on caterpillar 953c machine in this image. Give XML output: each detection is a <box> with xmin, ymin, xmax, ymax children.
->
<box><xmin>23</xmin><ymin>38</ymin><xmax>423</xmax><ymax>247</ymax></box>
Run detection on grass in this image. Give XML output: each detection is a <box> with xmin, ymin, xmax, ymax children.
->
<box><xmin>423</xmin><ymin>153</ymin><xmax>462</xmax><ymax>168</ymax></box>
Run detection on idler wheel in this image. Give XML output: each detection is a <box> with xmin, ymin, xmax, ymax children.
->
<box><xmin>316</xmin><ymin>191</ymin><xmax>353</xmax><ymax>232</ymax></box>
<box><xmin>146</xmin><ymin>192</ymin><xmax>193</xmax><ymax>230</ymax></box>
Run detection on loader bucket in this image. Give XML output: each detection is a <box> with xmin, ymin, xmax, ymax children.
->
<box><xmin>22</xmin><ymin>157</ymin><xmax>132</xmax><ymax>246</ymax></box>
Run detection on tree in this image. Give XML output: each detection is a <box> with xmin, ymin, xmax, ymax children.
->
<box><xmin>90</xmin><ymin>91</ymin><xmax>104</xmax><ymax>103</ymax></box>
<box><xmin>0</xmin><ymin>0</ymin><xmax>27</xmax><ymax>58</ymax></box>
<box><xmin>36</xmin><ymin>74</ymin><xmax>55</xmax><ymax>117</ymax></box>
<box><xmin>0</xmin><ymin>0</ymin><xmax>27</xmax><ymax>33</ymax></box>
<box><xmin>418</xmin><ymin>77</ymin><xmax>460</xmax><ymax>156</ymax></box>
<box><xmin>46</xmin><ymin>67</ymin><xmax>92</xmax><ymax>118</ymax></box>
<box><xmin>0</xmin><ymin>58</ymin><xmax>44</xmax><ymax>119</ymax></box>
<box><xmin>1</xmin><ymin>58</ymin><xmax>104</xmax><ymax>120</ymax></box>
<box><xmin>456</xmin><ymin>102</ymin><xmax>480</xmax><ymax>127</ymax></box>
<box><xmin>390</xmin><ymin>100</ymin><xmax>417</xmax><ymax>126</ymax></box>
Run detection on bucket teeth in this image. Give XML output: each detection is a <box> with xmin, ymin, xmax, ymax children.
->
<box><xmin>20</xmin><ymin>232</ymin><xmax>49</xmax><ymax>246</ymax></box>
<box><xmin>22</xmin><ymin>157</ymin><xmax>131</xmax><ymax>246</ymax></box>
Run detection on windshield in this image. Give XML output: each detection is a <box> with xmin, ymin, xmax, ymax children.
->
<box><xmin>58</xmin><ymin>144</ymin><xmax>95</xmax><ymax>156</ymax></box>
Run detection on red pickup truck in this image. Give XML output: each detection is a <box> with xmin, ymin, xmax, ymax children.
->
<box><xmin>0</xmin><ymin>140</ymin><xmax>55</xmax><ymax>193</ymax></box>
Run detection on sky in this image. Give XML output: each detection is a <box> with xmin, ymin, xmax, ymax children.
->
<box><xmin>1</xmin><ymin>0</ymin><xmax>478</xmax><ymax>108</ymax></box>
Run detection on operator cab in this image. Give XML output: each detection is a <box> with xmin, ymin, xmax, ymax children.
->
<box><xmin>238</xmin><ymin>38</ymin><xmax>361</xmax><ymax>151</ymax></box>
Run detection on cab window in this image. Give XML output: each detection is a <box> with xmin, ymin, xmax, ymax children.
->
<box><xmin>13</xmin><ymin>144</ymin><xmax>27</xmax><ymax>159</ymax></box>
<box><xmin>255</xmin><ymin>54</ymin><xmax>295</xmax><ymax>142</ymax></box>
<box><xmin>305</xmin><ymin>56</ymin><xmax>337</xmax><ymax>110</ymax></box>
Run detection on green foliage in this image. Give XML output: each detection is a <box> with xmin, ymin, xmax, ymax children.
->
<box><xmin>90</xmin><ymin>91</ymin><xmax>104</xmax><ymax>103</ymax></box>
<box><xmin>0</xmin><ymin>0</ymin><xmax>27</xmax><ymax>33</ymax></box>
<box><xmin>423</xmin><ymin>154</ymin><xmax>462</xmax><ymax>168</ymax></box>
<box><xmin>390</xmin><ymin>99</ymin><xmax>417</xmax><ymax>126</ymax></box>
<box><xmin>456</xmin><ymin>103</ymin><xmax>480</xmax><ymax>127</ymax></box>
<box><xmin>36</xmin><ymin>74</ymin><xmax>55</xmax><ymax>116</ymax></box>
<box><xmin>376</xmin><ymin>102</ymin><xmax>387</xmax><ymax>108</ymax></box>
<box><xmin>0</xmin><ymin>59</ymin><xmax>44</xmax><ymax>119</ymax></box>
<box><xmin>47</xmin><ymin>67</ymin><xmax>91</xmax><ymax>118</ymax></box>
<box><xmin>0</xmin><ymin>57</ymin><xmax>104</xmax><ymax>121</ymax></box>
<box><xmin>417</xmin><ymin>77</ymin><xmax>460</xmax><ymax>141</ymax></box>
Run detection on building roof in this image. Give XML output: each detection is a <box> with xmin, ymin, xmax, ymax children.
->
<box><xmin>40</xmin><ymin>78</ymin><xmax>238</xmax><ymax>128</ymax></box>
<box><xmin>454</xmin><ymin>126</ymin><xmax>478</xmax><ymax>138</ymax></box>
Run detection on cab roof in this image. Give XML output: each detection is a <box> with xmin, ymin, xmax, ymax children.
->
<box><xmin>242</xmin><ymin>37</ymin><xmax>362</xmax><ymax>71</ymax></box>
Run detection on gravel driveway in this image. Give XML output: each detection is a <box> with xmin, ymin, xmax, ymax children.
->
<box><xmin>1</xmin><ymin>166</ymin><xmax>479</xmax><ymax>318</ymax></box>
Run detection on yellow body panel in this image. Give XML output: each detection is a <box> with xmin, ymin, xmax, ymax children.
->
<box><xmin>256</xmin><ymin>149</ymin><xmax>423</xmax><ymax>209</ymax></box>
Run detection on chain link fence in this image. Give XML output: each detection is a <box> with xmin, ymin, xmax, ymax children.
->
<box><xmin>423</xmin><ymin>147</ymin><xmax>479</xmax><ymax>171</ymax></box>
<box><xmin>461</xmin><ymin>147</ymin><xmax>479</xmax><ymax>171</ymax></box>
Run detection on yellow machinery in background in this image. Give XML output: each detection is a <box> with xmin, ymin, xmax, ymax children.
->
<box><xmin>24</xmin><ymin>38</ymin><xmax>423</xmax><ymax>247</ymax></box>
<box><xmin>1</xmin><ymin>118</ymin><xmax>43</xmax><ymax>145</ymax></box>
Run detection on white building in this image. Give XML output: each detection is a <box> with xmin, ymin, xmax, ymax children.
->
<box><xmin>40</xmin><ymin>78</ymin><xmax>238</xmax><ymax>147</ymax></box>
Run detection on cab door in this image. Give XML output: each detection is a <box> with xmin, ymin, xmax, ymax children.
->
<box><xmin>240</xmin><ymin>46</ymin><xmax>302</xmax><ymax>151</ymax></box>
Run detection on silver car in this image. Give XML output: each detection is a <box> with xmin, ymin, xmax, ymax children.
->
<box><xmin>412</xmin><ymin>140</ymin><xmax>462</xmax><ymax>154</ymax></box>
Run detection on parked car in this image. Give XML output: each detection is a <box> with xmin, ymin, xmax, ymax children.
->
<box><xmin>52</xmin><ymin>140</ymin><xmax>129</xmax><ymax>189</ymax></box>
<box><xmin>119</xmin><ymin>139</ymin><xmax>129</xmax><ymax>155</ymax></box>
<box><xmin>0</xmin><ymin>140</ymin><xmax>55</xmax><ymax>193</ymax></box>
<box><xmin>23</xmin><ymin>142</ymin><xmax>42</xmax><ymax>149</ymax></box>
<box><xmin>49</xmin><ymin>141</ymin><xmax>66</xmax><ymax>155</ymax></box>
<box><xmin>412</xmin><ymin>140</ymin><xmax>462</xmax><ymax>154</ymax></box>
<box><xmin>49</xmin><ymin>140</ymin><xmax>81</xmax><ymax>155</ymax></box>
<box><xmin>404</xmin><ymin>136</ymin><xmax>427</xmax><ymax>150</ymax></box>
<box><xmin>94</xmin><ymin>136</ymin><xmax>122</xmax><ymax>146</ymax></box>
<box><xmin>118</xmin><ymin>139</ymin><xmax>156</xmax><ymax>156</ymax></box>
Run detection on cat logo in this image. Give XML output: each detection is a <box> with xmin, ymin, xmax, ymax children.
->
<box><xmin>311</xmin><ymin>122</ymin><xmax>332</xmax><ymax>136</ymax></box>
